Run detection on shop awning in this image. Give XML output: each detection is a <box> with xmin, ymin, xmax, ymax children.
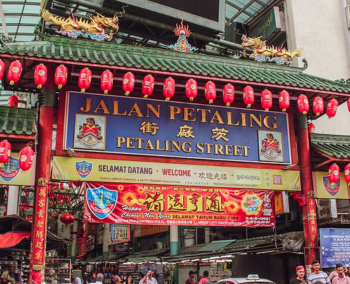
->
<box><xmin>0</xmin><ymin>232</ymin><xmax>31</xmax><ymax>248</ymax></box>
<box><xmin>118</xmin><ymin>248</ymin><xmax>169</xmax><ymax>263</ymax></box>
<box><xmin>198</xmin><ymin>240</ymin><xmax>235</xmax><ymax>252</ymax></box>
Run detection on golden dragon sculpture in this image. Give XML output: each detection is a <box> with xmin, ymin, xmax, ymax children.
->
<box><xmin>41</xmin><ymin>8</ymin><xmax>125</xmax><ymax>41</ymax></box>
<box><xmin>241</xmin><ymin>35</ymin><xmax>303</xmax><ymax>64</ymax></box>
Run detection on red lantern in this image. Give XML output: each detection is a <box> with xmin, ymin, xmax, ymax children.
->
<box><xmin>101</xmin><ymin>70</ymin><xmax>113</xmax><ymax>94</ymax></box>
<box><xmin>60</xmin><ymin>183</ymin><xmax>65</xmax><ymax>191</ymax></box>
<box><xmin>326</xmin><ymin>98</ymin><xmax>338</xmax><ymax>118</ymax></box>
<box><xmin>7</xmin><ymin>95</ymin><xmax>19</xmax><ymax>108</ymax></box>
<box><xmin>34</xmin><ymin>64</ymin><xmax>47</xmax><ymax>89</ymax></box>
<box><xmin>312</xmin><ymin>97</ymin><xmax>324</xmax><ymax>117</ymax></box>
<box><xmin>60</xmin><ymin>213</ymin><xmax>75</xmax><ymax>225</ymax></box>
<box><xmin>7</xmin><ymin>60</ymin><xmax>22</xmax><ymax>85</ymax></box>
<box><xmin>19</xmin><ymin>146</ymin><xmax>34</xmax><ymax>171</ymax></box>
<box><xmin>243</xmin><ymin>86</ymin><xmax>254</xmax><ymax>108</ymax></box>
<box><xmin>278</xmin><ymin>90</ymin><xmax>290</xmax><ymax>112</ymax></box>
<box><xmin>348</xmin><ymin>98</ymin><xmax>350</xmax><ymax>112</ymax></box>
<box><xmin>297</xmin><ymin>94</ymin><xmax>309</xmax><ymax>115</ymax></box>
<box><xmin>328</xmin><ymin>163</ymin><xmax>340</xmax><ymax>184</ymax></box>
<box><xmin>55</xmin><ymin>65</ymin><xmax>68</xmax><ymax>89</ymax></box>
<box><xmin>261</xmin><ymin>89</ymin><xmax>273</xmax><ymax>112</ymax></box>
<box><xmin>59</xmin><ymin>199</ymin><xmax>63</xmax><ymax>205</ymax></box>
<box><xmin>185</xmin><ymin>78</ymin><xmax>197</xmax><ymax>101</ymax></box>
<box><xmin>223</xmin><ymin>83</ymin><xmax>235</xmax><ymax>107</ymax></box>
<box><xmin>204</xmin><ymin>81</ymin><xmax>216</xmax><ymax>104</ymax></box>
<box><xmin>345</xmin><ymin>164</ymin><xmax>350</xmax><ymax>186</ymax></box>
<box><xmin>0</xmin><ymin>60</ymin><xmax>5</xmax><ymax>80</ymax></box>
<box><xmin>142</xmin><ymin>74</ymin><xmax>155</xmax><ymax>98</ymax></box>
<box><xmin>308</xmin><ymin>122</ymin><xmax>315</xmax><ymax>133</ymax></box>
<box><xmin>78</xmin><ymin>68</ymin><xmax>92</xmax><ymax>93</ymax></box>
<box><xmin>52</xmin><ymin>201</ymin><xmax>56</xmax><ymax>206</ymax></box>
<box><xmin>163</xmin><ymin>77</ymin><xmax>175</xmax><ymax>101</ymax></box>
<box><xmin>122</xmin><ymin>72</ymin><xmax>135</xmax><ymax>96</ymax></box>
<box><xmin>66</xmin><ymin>196</ymin><xmax>70</xmax><ymax>204</ymax></box>
<box><xmin>69</xmin><ymin>181</ymin><xmax>73</xmax><ymax>188</ymax></box>
<box><xmin>0</xmin><ymin>140</ymin><xmax>11</xmax><ymax>164</ymax></box>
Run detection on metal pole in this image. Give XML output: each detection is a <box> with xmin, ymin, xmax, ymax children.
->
<box><xmin>0</xmin><ymin>0</ymin><xmax>8</xmax><ymax>37</ymax></box>
<box><xmin>170</xmin><ymin>225</ymin><xmax>178</xmax><ymax>256</ymax></box>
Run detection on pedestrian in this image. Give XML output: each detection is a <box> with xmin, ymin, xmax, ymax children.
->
<box><xmin>7</xmin><ymin>265</ymin><xmax>21</xmax><ymax>284</ymax></box>
<box><xmin>126</xmin><ymin>275</ymin><xmax>134</xmax><ymax>284</ymax></box>
<box><xmin>138</xmin><ymin>273</ymin><xmax>144</xmax><ymax>284</ymax></box>
<box><xmin>95</xmin><ymin>274</ymin><xmax>104</xmax><ymax>284</ymax></box>
<box><xmin>308</xmin><ymin>260</ymin><xmax>331</xmax><ymax>284</ymax></box>
<box><xmin>153</xmin><ymin>271</ymin><xmax>159</xmax><ymax>282</ymax></box>
<box><xmin>198</xmin><ymin>271</ymin><xmax>209</xmax><ymax>284</ymax></box>
<box><xmin>75</xmin><ymin>277</ymin><xmax>83</xmax><ymax>284</ymax></box>
<box><xmin>1</xmin><ymin>271</ymin><xmax>15</xmax><ymax>284</ymax></box>
<box><xmin>111</xmin><ymin>274</ymin><xmax>121</xmax><ymax>284</ymax></box>
<box><xmin>91</xmin><ymin>274</ymin><xmax>97</xmax><ymax>284</ymax></box>
<box><xmin>142</xmin><ymin>271</ymin><xmax>158</xmax><ymax>284</ymax></box>
<box><xmin>186</xmin><ymin>271</ymin><xmax>196</xmax><ymax>284</ymax></box>
<box><xmin>332</xmin><ymin>264</ymin><xmax>350</xmax><ymax>284</ymax></box>
<box><xmin>290</xmin><ymin>266</ymin><xmax>306</xmax><ymax>284</ymax></box>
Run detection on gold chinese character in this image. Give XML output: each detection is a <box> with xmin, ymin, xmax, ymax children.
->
<box><xmin>37</xmin><ymin>221</ymin><xmax>44</xmax><ymax>228</ymax></box>
<box><xmin>168</xmin><ymin>193</ymin><xmax>186</xmax><ymax>212</ymax></box>
<box><xmin>140</xmin><ymin>122</ymin><xmax>159</xmax><ymax>135</ymax></box>
<box><xmin>36</xmin><ymin>231</ymin><xmax>43</xmax><ymax>238</ymax></box>
<box><xmin>38</xmin><ymin>188</ymin><xmax>46</xmax><ymax>197</ymax></box>
<box><xmin>211</xmin><ymin>127</ymin><xmax>229</xmax><ymax>141</ymax></box>
<box><xmin>38</xmin><ymin>199</ymin><xmax>45</xmax><ymax>207</ymax></box>
<box><xmin>311</xmin><ymin>227</ymin><xmax>317</xmax><ymax>233</ymax></box>
<box><xmin>35</xmin><ymin>241</ymin><xmax>43</xmax><ymax>249</ymax></box>
<box><xmin>37</xmin><ymin>210</ymin><xmax>44</xmax><ymax>218</ymax></box>
<box><xmin>142</xmin><ymin>191</ymin><xmax>165</xmax><ymax>212</ymax></box>
<box><xmin>188</xmin><ymin>193</ymin><xmax>203</xmax><ymax>213</ymax></box>
<box><xmin>176</xmin><ymin>125</ymin><xmax>195</xmax><ymax>139</ymax></box>
<box><xmin>34</xmin><ymin>252</ymin><xmax>42</xmax><ymax>261</ymax></box>
<box><xmin>205</xmin><ymin>192</ymin><xmax>226</xmax><ymax>214</ymax></box>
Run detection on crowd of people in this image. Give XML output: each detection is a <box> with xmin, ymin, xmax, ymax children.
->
<box><xmin>290</xmin><ymin>260</ymin><xmax>350</xmax><ymax>284</ymax></box>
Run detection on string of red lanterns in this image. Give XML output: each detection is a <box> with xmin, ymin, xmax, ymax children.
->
<box><xmin>0</xmin><ymin>141</ymin><xmax>34</xmax><ymax>171</ymax></box>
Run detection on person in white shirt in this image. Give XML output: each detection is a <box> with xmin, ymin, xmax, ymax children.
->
<box><xmin>138</xmin><ymin>273</ymin><xmax>144</xmax><ymax>284</ymax></box>
<box><xmin>142</xmin><ymin>271</ymin><xmax>158</xmax><ymax>284</ymax></box>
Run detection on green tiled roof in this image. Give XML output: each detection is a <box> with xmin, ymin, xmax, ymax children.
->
<box><xmin>224</xmin><ymin>235</ymin><xmax>274</xmax><ymax>250</ymax></box>
<box><xmin>1</xmin><ymin>34</ymin><xmax>350</xmax><ymax>94</ymax></box>
<box><xmin>178</xmin><ymin>244</ymin><xmax>206</xmax><ymax>255</ymax></box>
<box><xmin>0</xmin><ymin>106</ymin><xmax>37</xmax><ymax>135</ymax></box>
<box><xmin>311</xmin><ymin>133</ymin><xmax>350</xmax><ymax>159</ymax></box>
<box><xmin>198</xmin><ymin>240</ymin><xmax>235</xmax><ymax>252</ymax></box>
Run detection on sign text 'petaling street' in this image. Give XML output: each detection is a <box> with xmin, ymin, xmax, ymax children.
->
<box><xmin>64</xmin><ymin>92</ymin><xmax>292</xmax><ymax>164</ymax></box>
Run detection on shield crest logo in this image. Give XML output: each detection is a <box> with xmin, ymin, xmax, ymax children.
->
<box><xmin>0</xmin><ymin>156</ymin><xmax>20</xmax><ymax>182</ymax></box>
<box><xmin>76</xmin><ymin>161</ymin><xmax>93</xmax><ymax>178</ymax></box>
<box><xmin>323</xmin><ymin>177</ymin><xmax>340</xmax><ymax>196</ymax></box>
<box><xmin>86</xmin><ymin>186</ymin><xmax>118</xmax><ymax>219</ymax></box>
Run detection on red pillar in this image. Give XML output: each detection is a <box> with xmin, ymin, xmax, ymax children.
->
<box><xmin>295</xmin><ymin>115</ymin><xmax>317</xmax><ymax>273</ymax></box>
<box><xmin>29</xmin><ymin>69</ymin><xmax>55</xmax><ymax>284</ymax></box>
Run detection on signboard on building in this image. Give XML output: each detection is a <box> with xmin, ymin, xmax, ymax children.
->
<box><xmin>111</xmin><ymin>224</ymin><xmax>130</xmax><ymax>243</ymax></box>
<box><xmin>63</xmin><ymin>92</ymin><xmax>292</xmax><ymax>164</ymax></box>
<box><xmin>134</xmin><ymin>225</ymin><xmax>169</xmax><ymax>237</ymax></box>
<box><xmin>86</xmin><ymin>236</ymin><xmax>95</xmax><ymax>251</ymax></box>
<box><xmin>320</xmin><ymin>228</ymin><xmax>350</xmax><ymax>267</ymax></box>
<box><xmin>313</xmin><ymin>172</ymin><xmax>350</xmax><ymax>199</ymax></box>
<box><xmin>0</xmin><ymin>152</ymin><xmax>36</xmax><ymax>186</ymax></box>
<box><xmin>83</xmin><ymin>182</ymin><xmax>275</xmax><ymax>227</ymax></box>
<box><xmin>52</xmin><ymin>156</ymin><xmax>300</xmax><ymax>191</ymax></box>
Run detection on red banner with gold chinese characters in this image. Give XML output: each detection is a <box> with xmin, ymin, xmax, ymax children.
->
<box><xmin>83</xmin><ymin>183</ymin><xmax>275</xmax><ymax>227</ymax></box>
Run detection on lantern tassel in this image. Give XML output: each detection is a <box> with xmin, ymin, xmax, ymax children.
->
<box><xmin>165</xmin><ymin>97</ymin><xmax>170</xmax><ymax>101</ymax></box>
<box><xmin>190</xmin><ymin>97</ymin><xmax>194</xmax><ymax>101</ymax></box>
<box><xmin>265</xmin><ymin>109</ymin><xmax>269</xmax><ymax>112</ymax></box>
<box><xmin>226</xmin><ymin>103</ymin><xmax>230</xmax><ymax>107</ymax></box>
<box><xmin>125</xmin><ymin>91</ymin><xmax>130</xmax><ymax>96</ymax></box>
<box><xmin>316</xmin><ymin>113</ymin><xmax>320</xmax><ymax>117</ymax></box>
<box><xmin>327</xmin><ymin>116</ymin><xmax>331</xmax><ymax>119</ymax></box>
<box><xmin>282</xmin><ymin>109</ymin><xmax>286</xmax><ymax>112</ymax></box>
<box><xmin>144</xmin><ymin>95</ymin><xmax>148</xmax><ymax>98</ymax></box>
<box><xmin>9</xmin><ymin>81</ymin><xmax>14</xmax><ymax>85</ymax></box>
<box><xmin>209</xmin><ymin>100</ymin><xmax>213</xmax><ymax>104</ymax></box>
<box><xmin>303</xmin><ymin>111</ymin><xmax>307</xmax><ymax>115</ymax></box>
<box><xmin>247</xmin><ymin>104</ymin><xmax>251</xmax><ymax>108</ymax></box>
<box><xmin>104</xmin><ymin>90</ymin><xmax>108</xmax><ymax>94</ymax></box>
<box><xmin>58</xmin><ymin>84</ymin><xmax>62</xmax><ymax>89</ymax></box>
<box><xmin>37</xmin><ymin>84</ymin><xmax>42</xmax><ymax>89</ymax></box>
<box><xmin>81</xmin><ymin>89</ymin><xmax>85</xmax><ymax>93</ymax></box>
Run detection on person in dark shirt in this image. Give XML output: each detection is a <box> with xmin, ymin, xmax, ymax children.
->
<box><xmin>290</xmin><ymin>265</ymin><xmax>306</xmax><ymax>284</ymax></box>
<box><xmin>186</xmin><ymin>271</ymin><xmax>196</xmax><ymax>284</ymax></box>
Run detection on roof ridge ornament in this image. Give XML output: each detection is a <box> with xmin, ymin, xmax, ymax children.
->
<box><xmin>241</xmin><ymin>34</ymin><xmax>303</xmax><ymax>65</ymax></box>
<box><xmin>169</xmin><ymin>20</ymin><xmax>198</xmax><ymax>53</ymax></box>
<box><xmin>40</xmin><ymin>8</ymin><xmax>127</xmax><ymax>42</ymax></box>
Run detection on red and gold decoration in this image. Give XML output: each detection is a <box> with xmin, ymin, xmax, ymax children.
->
<box><xmin>19</xmin><ymin>146</ymin><xmax>34</xmax><ymax>171</ymax></box>
<box><xmin>84</xmin><ymin>183</ymin><xmax>275</xmax><ymax>227</ymax></box>
<box><xmin>223</xmin><ymin>83</ymin><xmax>235</xmax><ymax>107</ymax></box>
<box><xmin>344</xmin><ymin>164</ymin><xmax>350</xmax><ymax>186</ymax></box>
<box><xmin>0</xmin><ymin>59</ymin><xmax>5</xmax><ymax>80</ymax></box>
<box><xmin>297</xmin><ymin>94</ymin><xmax>309</xmax><ymax>115</ymax></box>
<box><xmin>54</xmin><ymin>65</ymin><xmax>68</xmax><ymax>89</ymax></box>
<box><xmin>122</xmin><ymin>72</ymin><xmax>135</xmax><ymax>96</ymax></box>
<box><xmin>169</xmin><ymin>20</ymin><xmax>198</xmax><ymax>53</ymax></box>
<box><xmin>34</xmin><ymin>64</ymin><xmax>47</xmax><ymax>89</ymax></box>
<box><xmin>142</xmin><ymin>74</ymin><xmax>155</xmax><ymax>98</ymax></box>
<box><xmin>328</xmin><ymin>163</ymin><xmax>340</xmax><ymax>184</ymax></box>
<box><xmin>163</xmin><ymin>77</ymin><xmax>175</xmax><ymax>101</ymax></box>
<box><xmin>60</xmin><ymin>213</ymin><xmax>74</xmax><ymax>225</ymax></box>
<box><xmin>308</xmin><ymin>122</ymin><xmax>315</xmax><ymax>133</ymax></box>
<box><xmin>7</xmin><ymin>60</ymin><xmax>22</xmax><ymax>85</ymax></box>
<box><xmin>204</xmin><ymin>81</ymin><xmax>216</xmax><ymax>104</ymax></box>
<box><xmin>278</xmin><ymin>90</ymin><xmax>290</xmax><ymax>112</ymax></box>
<box><xmin>307</xmin><ymin>198</ymin><xmax>318</xmax><ymax>261</ymax></box>
<box><xmin>261</xmin><ymin>89</ymin><xmax>272</xmax><ymax>111</ymax></box>
<box><xmin>101</xmin><ymin>70</ymin><xmax>113</xmax><ymax>94</ymax></box>
<box><xmin>185</xmin><ymin>78</ymin><xmax>197</xmax><ymax>101</ymax></box>
<box><xmin>326</xmin><ymin>98</ymin><xmax>338</xmax><ymax>118</ymax></box>
<box><xmin>7</xmin><ymin>95</ymin><xmax>19</xmax><ymax>107</ymax></box>
<box><xmin>243</xmin><ymin>85</ymin><xmax>254</xmax><ymax>108</ymax></box>
<box><xmin>78</xmin><ymin>68</ymin><xmax>92</xmax><ymax>93</ymax></box>
<box><xmin>312</xmin><ymin>97</ymin><xmax>324</xmax><ymax>117</ymax></box>
<box><xmin>0</xmin><ymin>140</ymin><xmax>11</xmax><ymax>164</ymax></box>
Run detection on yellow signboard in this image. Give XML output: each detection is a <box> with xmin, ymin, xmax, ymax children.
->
<box><xmin>52</xmin><ymin>156</ymin><xmax>300</xmax><ymax>191</ymax></box>
<box><xmin>0</xmin><ymin>153</ymin><xmax>35</xmax><ymax>186</ymax></box>
<box><xmin>313</xmin><ymin>171</ymin><xmax>350</xmax><ymax>199</ymax></box>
